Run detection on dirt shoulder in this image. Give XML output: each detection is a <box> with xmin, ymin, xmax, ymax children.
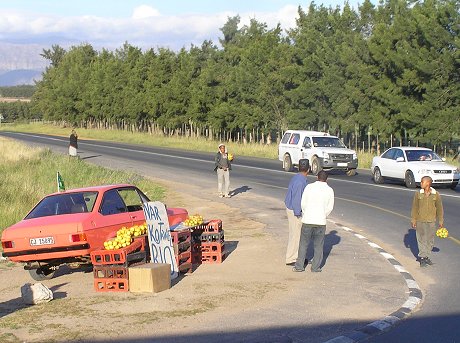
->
<box><xmin>0</xmin><ymin>176</ymin><xmax>407</xmax><ymax>343</ymax></box>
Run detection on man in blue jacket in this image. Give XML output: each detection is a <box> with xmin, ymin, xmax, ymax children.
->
<box><xmin>284</xmin><ymin>159</ymin><xmax>309</xmax><ymax>265</ymax></box>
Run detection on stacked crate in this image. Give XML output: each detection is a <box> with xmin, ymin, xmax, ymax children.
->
<box><xmin>91</xmin><ymin>237</ymin><xmax>147</xmax><ymax>292</ymax></box>
<box><xmin>191</xmin><ymin>219</ymin><xmax>226</xmax><ymax>264</ymax></box>
<box><xmin>91</xmin><ymin>228</ymin><xmax>196</xmax><ymax>292</ymax></box>
<box><xmin>170</xmin><ymin>229</ymin><xmax>193</xmax><ymax>274</ymax></box>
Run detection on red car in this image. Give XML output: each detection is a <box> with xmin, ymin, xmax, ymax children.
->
<box><xmin>1</xmin><ymin>184</ymin><xmax>188</xmax><ymax>280</ymax></box>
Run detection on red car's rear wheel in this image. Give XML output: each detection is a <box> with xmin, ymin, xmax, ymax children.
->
<box><xmin>29</xmin><ymin>267</ymin><xmax>56</xmax><ymax>281</ymax></box>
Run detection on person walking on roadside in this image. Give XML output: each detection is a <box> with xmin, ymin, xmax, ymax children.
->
<box><xmin>284</xmin><ymin>159</ymin><xmax>309</xmax><ymax>265</ymax></box>
<box><xmin>411</xmin><ymin>176</ymin><xmax>444</xmax><ymax>267</ymax></box>
<box><xmin>293</xmin><ymin>170</ymin><xmax>334</xmax><ymax>273</ymax></box>
<box><xmin>69</xmin><ymin>129</ymin><xmax>78</xmax><ymax>157</ymax></box>
<box><xmin>214</xmin><ymin>143</ymin><xmax>232</xmax><ymax>198</ymax></box>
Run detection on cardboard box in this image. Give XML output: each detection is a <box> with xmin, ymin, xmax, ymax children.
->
<box><xmin>128</xmin><ymin>263</ymin><xmax>171</xmax><ymax>293</ymax></box>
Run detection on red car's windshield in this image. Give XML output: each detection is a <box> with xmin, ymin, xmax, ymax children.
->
<box><xmin>25</xmin><ymin>192</ymin><xmax>98</xmax><ymax>219</ymax></box>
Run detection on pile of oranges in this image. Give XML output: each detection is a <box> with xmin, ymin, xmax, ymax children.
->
<box><xmin>183</xmin><ymin>214</ymin><xmax>204</xmax><ymax>227</ymax></box>
<box><xmin>436</xmin><ymin>227</ymin><xmax>448</xmax><ymax>238</ymax></box>
<box><xmin>103</xmin><ymin>223</ymin><xmax>147</xmax><ymax>250</ymax></box>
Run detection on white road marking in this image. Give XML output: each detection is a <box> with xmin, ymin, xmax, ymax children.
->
<box><xmin>394</xmin><ymin>265</ymin><xmax>407</xmax><ymax>273</ymax></box>
<box><xmin>383</xmin><ymin>315</ymin><xmax>401</xmax><ymax>325</ymax></box>
<box><xmin>405</xmin><ymin>279</ymin><xmax>420</xmax><ymax>289</ymax></box>
<box><xmin>380</xmin><ymin>252</ymin><xmax>396</xmax><ymax>260</ymax></box>
<box><xmin>401</xmin><ymin>296</ymin><xmax>422</xmax><ymax>310</ymax></box>
<box><xmin>368</xmin><ymin>320</ymin><xmax>392</xmax><ymax>331</ymax></box>
<box><xmin>368</xmin><ymin>242</ymin><xmax>382</xmax><ymax>249</ymax></box>
<box><xmin>331</xmin><ymin>223</ymin><xmax>422</xmax><ymax>342</ymax></box>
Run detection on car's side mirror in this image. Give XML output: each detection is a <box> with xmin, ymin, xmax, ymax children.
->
<box><xmin>396</xmin><ymin>157</ymin><xmax>405</xmax><ymax>162</ymax></box>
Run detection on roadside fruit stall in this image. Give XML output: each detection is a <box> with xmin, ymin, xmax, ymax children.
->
<box><xmin>90</xmin><ymin>214</ymin><xmax>226</xmax><ymax>293</ymax></box>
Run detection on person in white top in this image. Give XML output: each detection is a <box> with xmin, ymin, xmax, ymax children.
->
<box><xmin>293</xmin><ymin>170</ymin><xmax>334</xmax><ymax>272</ymax></box>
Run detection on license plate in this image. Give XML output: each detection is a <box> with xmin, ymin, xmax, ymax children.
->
<box><xmin>337</xmin><ymin>163</ymin><xmax>347</xmax><ymax>167</ymax></box>
<box><xmin>30</xmin><ymin>236</ymin><xmax>55</xmax><ymax>246</ymax></box>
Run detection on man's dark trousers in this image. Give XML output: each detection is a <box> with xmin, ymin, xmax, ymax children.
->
<box><xmin>295</xmin><ymin>224</ymin><xmax>326</xmax><ymax>272</ymax></box>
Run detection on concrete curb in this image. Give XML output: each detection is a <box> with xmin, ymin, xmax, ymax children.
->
<box><xmin>323</xmin><ymin>220</ymin><xmax>423</xmax><ymax>343</ymax></box>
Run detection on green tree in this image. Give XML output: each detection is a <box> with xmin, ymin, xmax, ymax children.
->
<box><xmin>40</xmin><ymin>44</ymin><xmax>66</xmax><ymax>68</ymax></box>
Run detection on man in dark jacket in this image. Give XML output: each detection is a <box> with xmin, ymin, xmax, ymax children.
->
<box><xmin>214</xmin><ymin>144</ymin><xmax>232</xmax><ymax>198</ymax></box>
<box><xmin>69</xmin><ymin>129</ymin><xmax>78</xmax><ymax>157</ymax></box>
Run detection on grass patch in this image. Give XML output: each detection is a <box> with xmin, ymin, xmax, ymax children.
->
<box><xmin>0</xmin><ymin>261</ymin><xmax>16</xmax><ymax>269</ymax></box>
<box><xmin>116</xmin><ymin>300</ymin><xmax>217</xmax><ymax>325</ymax></box>
<box><xmin>0</xmin><ymin>137</ymin><xmax>164</xmax><ymax>238</ymax></box>
<box><xmin>0</xmin><ymin>300</ymin><xmax>99</xmax><ymax>342</ymax></box>
<box><xmin>85</xmin><ymin>294</ymin><xmax>136</xmax><ymax>305</ymax></box>
<box><xmin>0</xmin><ymin>333</ymin><xmax>20</xmax><ymax>343</ymax></box>
<box><xmin>50</xmin><ymin>330</ymin><xmax>87</xmax><ymax>342</ymax></box>
<box><xmin>44</xmin><ymin>323</ymin><xmax>64</xmax><ymax>330</ymax></box>
<box><xmin>0</xmin><ymin>298</ymin><xmax>97</xmax><ymax>330</ymax></box>
<box><xmin>445</xmin><ymin>156</ymin><xmax>459</xmax><ymax>166</ymax></box>
<box><xmin>356</xmin><ymin>151</ymin><xmax>374</xmax><ymax>170</ymax></box>
<box><xmin>1</xmin><ymin>122</ymin><xmax>279</xmax><ymax>159</ymax></box>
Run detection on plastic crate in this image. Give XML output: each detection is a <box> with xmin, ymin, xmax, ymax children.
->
<box><xmin>93</xmin><ymin>265</ymin><xmax>128</xmax><ymax>279</ymax></box>
<box><xmin>175</xmin><ymin>251</ymin><xmax>192</xmax><ymax>265</ymax></box>
<box><xmin>133</xmin><ymin>235</ymin><xmax>148</xmax><ymax>251</ymax></box>
<box><xmin>192</xmin><ymin>219</ymin><xmax>222</xmax><ymax>233</ymax></box>
<box><xmin>173</xmin><ymin>240</ymin><xmax>191</xmax><ymax>255</ymax></box>
<box><xmin>94</xmin><ymin>278</ymin><xmax>129</xmax><ymax>292</ymax></box>
<box><xmin>201</xmin><ymin>251</ymin><xmax>226</xmax><ymax>264</ymax></box>
<box><xmin>171</xmin><ymin>229</ymin><xmax>191</xmax><ymax>245</ymax></box>
<box><xmin>203</xmin><ymin>219</ymin><xmax>222</xmax><ymax>233</ymax></box>
<box><xmin>178</xmin><ymin>262</ymin><xmax>193</xmax><ymax>274</ymax></box>
<box><xmin>191</xmin><ymin>231</ymin><xmax>204</xmax><ymax>243</ymax></box>
<box><xmin>200</xmin><ymin>242</ymin><xmax>225</xmax><ymax>254</ymax></box>
<box><xmin>90</xmin><ymin>239</ymin><xmax>144</xmax><ymax>266</ymax></box>
<box><xmin>200</xmin><ymin>230</ymin><xmax>225</xmax><ymax>243</ymax></box>
<box><xmin>191</xmin><ymin>242</ymin><xmax>201</xmax><ymax>253</ymax></box>
<box><xmin>191</xmin><ymin>251</ymin><xmax>202</xmax><ymax>264</ymax></box>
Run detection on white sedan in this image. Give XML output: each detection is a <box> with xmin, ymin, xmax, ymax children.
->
<box><xmin>371</xmin><ymin>147</ymin><xmax>459</xmax><ymax>189</ymax></box>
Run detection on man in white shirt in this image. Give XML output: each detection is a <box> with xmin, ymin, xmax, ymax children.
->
<box><xmin>293</xmin><ymin>170</ymin><xmax>334</xmax><ymax>273</ymax></box>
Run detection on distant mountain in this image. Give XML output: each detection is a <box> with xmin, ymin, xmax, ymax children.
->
<box><xmin>0</xmin><ymin>43</ymin><xmax>48</xmax><ymax>70</ymax></box>
<box><xmin>0</xmin><ymin>69</ymin><xmax>43</xmax><ymax>86</ymax></box>
<box><xmin>0</xmin><ymin>43</ymin><xmax>48</xmax><ymax>85</ymax></box>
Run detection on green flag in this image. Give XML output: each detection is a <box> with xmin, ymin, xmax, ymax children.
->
<box><xmin>57</xmin><ymin>172</ymin><xmax>65</xmax><ymax>192</ymax></box>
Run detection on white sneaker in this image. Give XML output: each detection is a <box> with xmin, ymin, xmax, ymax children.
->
<box><xmin>224</xmin><ymin>194</ymin><xmax>231</xmax><ymax>198</ymax></box>
<box><xmin>219</xmin><ymin>193</ymin><xmax>224</xmax><ymax>198</ymax></box>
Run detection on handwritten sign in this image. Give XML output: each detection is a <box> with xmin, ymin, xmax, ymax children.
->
<box><xmin>143</xmin><ymin>201</ymin><xmax>178</xmax><ymax>279</ymax></box>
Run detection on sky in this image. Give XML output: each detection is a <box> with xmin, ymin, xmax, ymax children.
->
<box><xmin>0</xmin><ymin>0</ymin><xmax>369</xmax><ymax>51</ymax></box>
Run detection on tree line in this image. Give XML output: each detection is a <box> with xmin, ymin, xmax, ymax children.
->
<box><xmin>18</xmin><ymin>0</ymin><xmax>460</xmax><ymax>149</ymax></box>
<box><xmin>0</xmin><ymin>86</ymin><xmax>34</xmax><ymax>122</ymax></box>
<box><xmin>0</xmin><ymin>85</ymin><xmax>35</xmax><ymax>98</ymax></box>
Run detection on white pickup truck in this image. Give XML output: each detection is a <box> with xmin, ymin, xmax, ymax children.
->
<box><xmin>278</xmin><ymin>130</ymin><xmax>358</xmax><ymax>175</ymax></box>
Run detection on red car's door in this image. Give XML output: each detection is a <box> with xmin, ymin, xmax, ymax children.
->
<box><xmin>118</xmin><ymin>187</ymin><xmax>148</xmax><ymax>226</ymax></box>
<box><xmin>85</xmin><ymin>189</ymin><xmax>134</xmax><ymax>250</ymax></box>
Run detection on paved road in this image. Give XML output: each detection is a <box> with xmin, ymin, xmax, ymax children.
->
<box><xmin>2</xmin><ymin>131</ymin><xmax>460</xmax><ymax>342</ymax></box>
